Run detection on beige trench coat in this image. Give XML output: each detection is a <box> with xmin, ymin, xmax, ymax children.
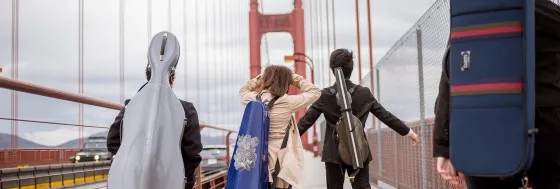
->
<box><xmin>239</xmin><ymin>73</ymin><xmax>320</xmax><ymax>188</ymax></box>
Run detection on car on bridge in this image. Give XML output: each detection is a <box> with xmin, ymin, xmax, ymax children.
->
<box><xmin>200</xmin><ymin>144</ymin><xmax>233</xmax><ymax>174</ymax></box>
<box><xmin>69</xmin><ymin>136</ymin><xmax>112</xmax><ymax>163</ymax></box>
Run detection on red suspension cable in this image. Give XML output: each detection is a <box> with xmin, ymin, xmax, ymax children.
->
<box><xmin>354</xmin><ymin>0</ymin><xmax>362</xmax><ymax>80</ymax></box>
<box><xmin>366</xmin><ymin>0</ymin><xmax>374</xmax><ymax>89</ymax></box>
<box><xmin>312</xmin><ymin>0</ymin><xmax>319</xmax><ymax>87</ymax></box>
<box><xmin>318</xmin><ymin>0</ymin><xmax>324</xmax><ymax>88</ymax></box>
<box><xmin>309</xmin><ymin>0</ymin><xmax>314</xmax><ymax>79</ymax></box>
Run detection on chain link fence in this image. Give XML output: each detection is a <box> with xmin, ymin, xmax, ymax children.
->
<box><xmin>363</xmin><ymin>1</ymin><xmax>452</xmax><ymax>188</ymax></box>
<box><xmin>320</xmin><ymin>0</ymin><xmax>560</xmax><ymax>188</ymax></box>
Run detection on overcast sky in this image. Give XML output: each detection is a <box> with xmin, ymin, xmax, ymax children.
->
<box><xmin>0</xmin><ymin>0</ymin><xmax>443</xmax><ymax>147</ymax></box>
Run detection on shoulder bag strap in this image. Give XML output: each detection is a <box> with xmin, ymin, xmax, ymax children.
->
<box><xmin>328</xmin><ymin>86</ymin><xmax>337</xmax><ymax>95</ymax></box>
<box><xmin>267</xmin><ymin>96</ymin><xmax>280</xmax><ymax>110</ymax></box>
<box><xmin>271</xmin><ymin>119</ymin><xmax>292</xmax><ymax>189</ymax></box>
<box><xmin>348</xmin><ymin>85</ymin><xmax>358</xmax><ymax>94</ymax></box>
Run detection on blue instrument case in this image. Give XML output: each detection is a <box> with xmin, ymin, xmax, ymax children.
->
<box><xmin>449</xmin><ymin>0</ymin><xmax>536</xmax><ymax>177</ymax></box>
<box><xmin>226</xmin><ymin>100</ymin><xmax>271</xmax><ymax>189</ymax></box>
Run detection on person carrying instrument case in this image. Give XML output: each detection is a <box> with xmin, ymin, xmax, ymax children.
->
<box><xmin>298</xmin><ymin>49</ymin><xmax>419</xmax><ymax>189</ymax></box>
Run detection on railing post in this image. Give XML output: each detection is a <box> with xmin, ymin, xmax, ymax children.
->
<box><xmin>195</xmin><ymin>126</ymin><xmax>205</xmax><ymax>189</ymax></box>
<box><xmin>195</xmin><ymin>165</ymin><xmax>203</xmax><ymax>189</ymax></box>
<box><xmin>415</xmin><ymin>28</ymin><xmax>429</xmax><ymax>189</ymax></box>
<box><xmin>225</xmin><ymin>131</ymin><xmax>233</xmax><ymax>166</ymax></box>
<box><xmin>375</xmin><ymin>69</ymin><xmax>382</xmax><ymax>176</ymax></box>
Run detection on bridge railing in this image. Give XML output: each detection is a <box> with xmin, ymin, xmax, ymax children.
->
<box><xmin>366</xmin><ymin>119</ymin><xmax>464</xmax><ymax>189</ymax></box>
<box><xmin>0</xmin><ymin>75</ymin><xmax>237</xmax><ymax>189</ymax></box>
<box><xmin>0</xmin><ymin>148</ymin><xmax>80</xmax><ymax>168</ymax></box>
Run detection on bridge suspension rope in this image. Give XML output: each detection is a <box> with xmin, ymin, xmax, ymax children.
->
<box><xmin>183</xmin><ymin>0</ymin><xmax>188</xmax><ymax>100</ymax></box>
<box><xmin>259</xmin><ymin>0</ymin><xmax>271</xmax><ymax>67</ymax></box>
<box><xmin>195</xmin><ymin>0</ymin><xmax>201</xmax><ymax>115</ymax></box>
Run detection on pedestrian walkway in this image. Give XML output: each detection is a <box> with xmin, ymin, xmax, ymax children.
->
<box><xmin>296</xmin><ymin>150</ymin><xmax>328</xmax><ymax>189</ymax></box>
<box><xmin>297</xmin><ymin>151</ymin><xmax>378</xmax><ymax>189</ymax></box>
<box><xmin>70</xmin><ymin>150</ymin><xmax>381</xmax><ymax>189</ymax></box>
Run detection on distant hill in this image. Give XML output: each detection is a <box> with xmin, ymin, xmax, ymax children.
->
<box><xmin>57</xmin><ymin>131</ymin><xmax>236</xmax><ymax>148</ymax></box>
<box><xmin>0</xmin><ymin>130</ymin><xmax>237</xmax><ymax>149</ymax></box>
<box><xmin>0</xmin><ymin>133</ymin><xmax>49</xmax><ymax>148</ymax></box>
<box><xmin>56</xmin><ymin>130</ymin><xmax>109</xmax><ymax>148</ymax></box>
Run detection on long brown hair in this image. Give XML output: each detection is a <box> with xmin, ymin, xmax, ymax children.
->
<box><xmin>259</xmin><ymin>65</ymin><xmax>293</xmax><ymax>97</ymax></box>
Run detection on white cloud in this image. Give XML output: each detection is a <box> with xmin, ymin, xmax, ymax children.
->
<box><xmin>22</xmin><ymin>127</ymin><xmax>95</xmax><ymax>146</ymax></box>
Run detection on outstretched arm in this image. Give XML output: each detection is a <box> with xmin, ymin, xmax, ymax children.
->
<box><xmin>297</xmin><ymin>93</ymin><xmax>324</xmax><ymax>136</ymax></box>
<box><xmin>365</xmin><ymin>90</ymin><xmax>411</xmax><ymax>136</ymax></box>
<box><xmin>180</xmin><ymin>101</ymin><xmax>203</xmax><ymax>188</ymax></box>
<box><xmin>106</xmin><ymin>99</ymin><xmax>130</xmax><ymax>156</ymax></box>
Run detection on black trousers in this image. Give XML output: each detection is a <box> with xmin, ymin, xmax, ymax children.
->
<box><xmin>325</xmin><ymin>162</ymin><xmax>370</xmax><ymax>189</ymax></box>
<box><xmin>268</xmin><ymin>182</ymin><xmax>291</xmax><ymax>189</ymax></box>
<box><xmin>466</xmin><ymin>107</ymin><xmax>560</xmax><ymax>189</ymax></box>
<box><xmin>185</xmin><ymin>176</ymin><xmax>195</xmax><ymax>189</ymax></box>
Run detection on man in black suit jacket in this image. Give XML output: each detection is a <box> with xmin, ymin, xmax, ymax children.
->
<box><xmin>298</xmin><ymin>49</ymin><xmax>419</xmax><ymax>189</ymax></box>
<box><xmin>106</xmin><ymin>65</ymin><xmax>203</xmax><ymax>189</ymax></box>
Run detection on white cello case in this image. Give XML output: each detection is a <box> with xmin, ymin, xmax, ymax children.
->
<box><xmin>108</xmin><ymin>31</ymin><xmax>186</xmax><ymax>189</ymax></box>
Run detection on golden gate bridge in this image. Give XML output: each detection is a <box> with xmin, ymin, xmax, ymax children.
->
<box><xmin>4</xmin><ymin>0</ymin><xmax>555</xmax><ymax>188</ymax></box>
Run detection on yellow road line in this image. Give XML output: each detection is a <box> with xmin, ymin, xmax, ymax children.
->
<box><xmin>7</xmin><ymin>174</ymin><xmax>109</xmax><ymax>189</ymax></box>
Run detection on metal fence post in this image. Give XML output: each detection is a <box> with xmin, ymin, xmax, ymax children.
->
<box><xmin>415</xmin><ymin>28</ymin><xmax>429</xmax><ymax>189</ymax></box>
<box><xmin>375</xmin><ymin>69</ymin><xmax>382</xmax><ymax>176</ymax></box>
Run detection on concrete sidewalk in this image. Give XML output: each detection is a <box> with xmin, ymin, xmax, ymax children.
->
<box><xmin>297</xmin><ymin>151</ymin><xmax>378</xmax><ymax>189</ymax></box>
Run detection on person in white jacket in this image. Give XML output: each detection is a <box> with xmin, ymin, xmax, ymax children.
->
<box><xmin>239</xmin><ymin>65</ymin><xmax>321</xmax><ymax>188</ymax></box>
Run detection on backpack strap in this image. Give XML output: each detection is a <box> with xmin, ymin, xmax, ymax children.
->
<box><xmin>267</xmin><ymin>96</ymin><xmax>280</xmax><ymax>110</ymax></box>
<box><xmin>271</xmin><ymin>120</ymin><xmax>292</xmax><ymax>189</ymax></box>
<box><xmin>328</xmin><ymin>87</ymin><xmax>337</xmax><ymax>95</ymax></box>
<box><xmin>263</xmin><ymin>95</ymin><xmax>288</xmax><ymax>189</ymax></box>
<box><xmin>348</xmin><ymin>85</ymin><xmax>358</xmax><ymax>94</ymax></box>
<box><xmin>328</xmin><ymin>85</ymin><xmax>359</xmax><ymax>95</ymax></box>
